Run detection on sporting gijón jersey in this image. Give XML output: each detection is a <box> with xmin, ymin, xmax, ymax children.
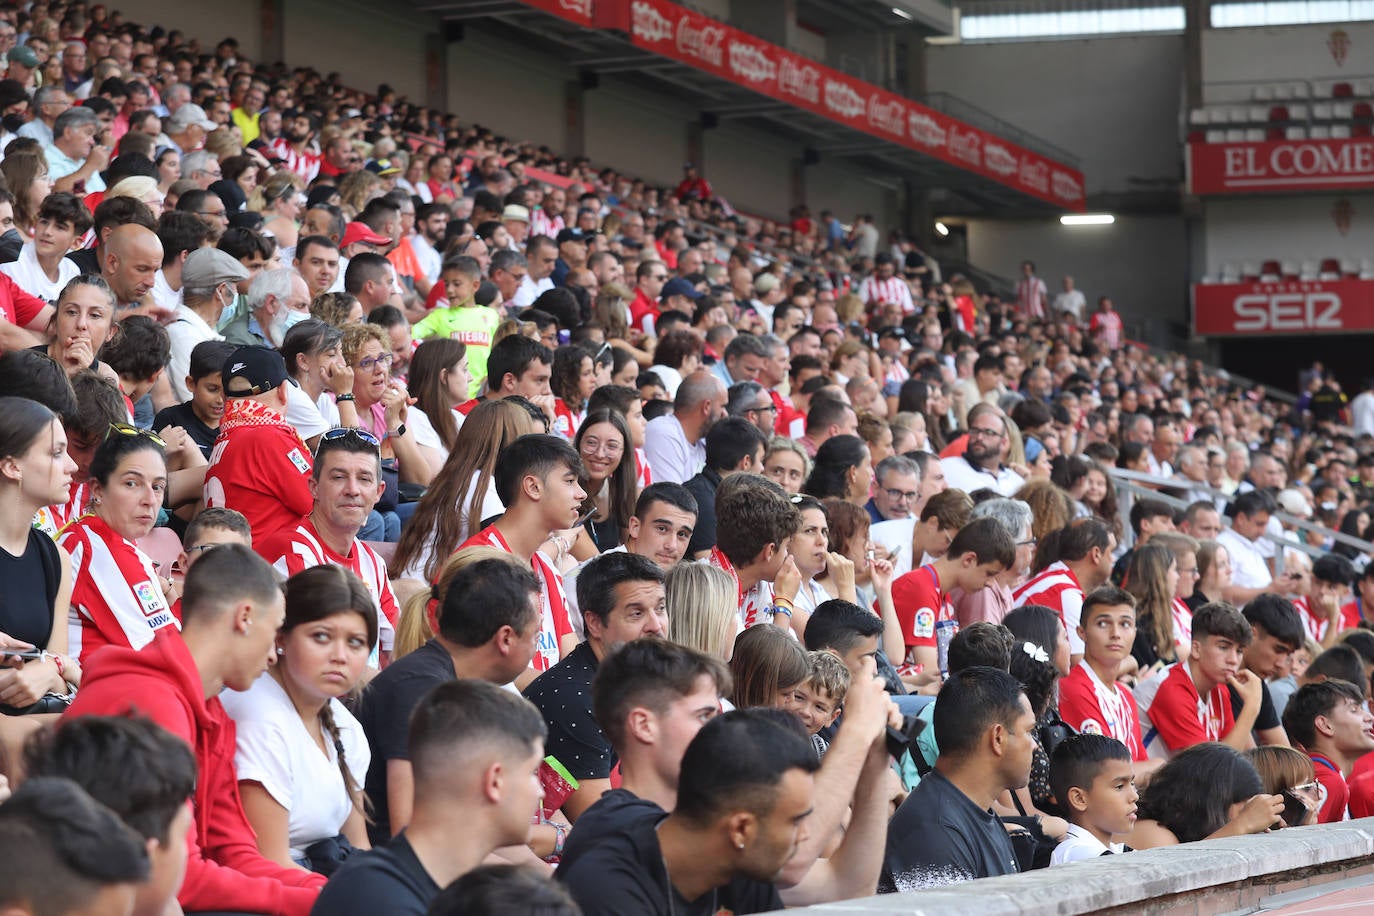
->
<box><xmin>59</xmin><ymin>514</ymin><xmax>179</xmax><ymax>661</ymax></box>
<box><xmin>259</xmin><ymin>516</ymin><xmax>399</xmax><ymax>653</ymax></box>
<box><xmin>1059</xmin><ymin>661</ymin><xmax>1147</xmax><ymax>761</ymax></box>
<box><xmin>1012</xmin><ymin>561</ymin><xmax>1086</xmax><ymax>654</ymax></box>
<box><xmin>459</xmin><ymin>525</ymin><xmax>572</xmax><ymax>672</ymax></box>
<box><xmin>890</xmin><ymin>564</ymin><xmax>955</xmax><ymax>652</ymax></box>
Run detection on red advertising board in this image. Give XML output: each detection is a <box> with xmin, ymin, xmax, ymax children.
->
<box><xmin>1187</xmin><ymin>137</ymin><xmax>1374</xmax><ymax>195</ymax></box>
<box><xmin>515</xmin><ymin>0</ymin><xmax>1085</xmax><ymax>211</ymax></box>
<box><xmin>520</xmin><ymin>0</ymin><xmax>595</xmax><ymax>26</ymax></box>
<box><xmin>1193</xmin><ymin>279</ymin><xmax>1374</xmax><ymax>335</ymax></box>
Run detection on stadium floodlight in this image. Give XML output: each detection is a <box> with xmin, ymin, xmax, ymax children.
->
<box><xmin>1060</xmin><ymin>214</ymin><xmax>1115</xmax><ymax>226</ymax></box>
<box><xmin>934</xmin><ymin>221</ymin><xmax>950</xmax><ymax>237</ymax></box>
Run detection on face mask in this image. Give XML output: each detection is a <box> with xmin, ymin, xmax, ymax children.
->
<box><xmin>1</xmin><ymin>113</ymin><xmax>23</xmax><ymax>133</ymax></box>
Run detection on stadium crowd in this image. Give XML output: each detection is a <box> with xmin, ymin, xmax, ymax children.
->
<box><xmin>4</xmin><ymin>3</ymin><xmax>1374</xmax><ymax>915</ymax></box>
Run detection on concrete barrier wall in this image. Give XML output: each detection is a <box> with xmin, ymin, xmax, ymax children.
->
<box><xmin>776</xmin><ymin>818</ymin><xmax>1374</xmax><ymax>915</ymax></box>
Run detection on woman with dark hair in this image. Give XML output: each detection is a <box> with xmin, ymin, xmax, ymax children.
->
<box><xmin>803</xmin><ymin>434</ymin><xmax>873</xmax><ymax>506</ymax></box>
<box><xmin>896</xmin><ymin>377</ymin><xmax>949</xmax><ymax>452</ymax></box>
<box><xmin>405</xmin><ymin>339</ymin><xmax>470</xmax><ymax>473</ymax></box>
<box><xmin>1082</xmin><ymin>460</ymin><xmax>1122</xmax><ymax>539</ymax></box>
<box><xmin>0</xmin><ymin>152</ymin><xmax>51</xmax><ymax>237</ymax></box>
<box><xmin>1127</xmin><ymin>543</ymin><xmax>1183</xmax><ymax>671</ymax></box>
<box><xmin>573</xmin><ymin>408</ymin><xmax>635</xmax><ymax>553</ymax></box>
<box><xmin>729</xmin><ymin>624</ymin><xmax>811</xmax><ymax>710</ymax></box>
<box><xmin>648</xmin><ymin>328</ymin><xmax>702</xmax><ymax>398</ymax></box>
<box><xmin>1004</xmin><ymin>603</ymin><xmax>1072</xmax><ymax>678</ymax></box>
<box><xmin>57</xmin><ymin>424</ymin><xmax>177</xmax><ymax>663</ymax></box>
<box><xmin>222</xmin><ymin>564</ymin><xmax>376</xmax><ymax>870</ymax></box>
<box><xmin>1007</xmin><ymin>639</ymin><xmax>1069</xmax><ymax>821</ymax></box>
<box><xmin>280</xmin><ymin>318</ymin><xmax>358</xmax><ymax>431</ymax></box>
<box><xmin>549</xmin><ymin>344</ymin><xmax>595</xmax><ymax>439</ymax></box>
<box><xmin>0</xmin><ymin>397</ymin><xmax>79</xmax><ymax>712</ymax></box>
<box><xmin>37</xmin><ymin>275</ymin><xmax>117</xmax><ymax>381</ymax></box>
<box><xmin>1131</xmin><ymin>743</ymin><xmax>1282</xmax><ymax>847</ymax></box>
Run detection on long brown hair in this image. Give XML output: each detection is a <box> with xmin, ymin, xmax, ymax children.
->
<box><xmin>729</xmin><ymin>625</ymin><xmax>810</xmax><ymax>709</ymax></box>
<box><xmin>575</xmin><ymin>408</ymin><xmax>636</xmax><ymax>534</ymax></box>
<box><xmin>1126</xmin><ymin>543</ymin><xmax>1177</xmax><ymax>663</ymax></box>
<box><xmin>1</xmin><ymin>152</ymin><xmax>47</xmax><ymax>233</ymax></box>
<box><xmin>389</xmin><ymin>399</ymin><xmax>539</xmax><ymax>581</ymax></box>
<box><xmin>408</xmin><ymin>339</ymin><xmax>467</xmax><ymax>452</ymax></box>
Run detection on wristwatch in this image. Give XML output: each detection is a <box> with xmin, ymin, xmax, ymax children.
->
<box><xmin>389</xmin><ymin>423</ymin><xmax>407</xmax><ymax>438</ymax></box>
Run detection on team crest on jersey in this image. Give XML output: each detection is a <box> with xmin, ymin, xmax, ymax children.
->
<box><xmin>913</xmin><ymin>607</ymin><xmax>936</xmax><ymax>639</ymax></box>
<box><xmin>135</xmin><ymin>581</ymin><xmax>163</xmax><ymax>616</ymax></box>
<box><xmin>1079</xmin><ymin>718</ymin><xmax>1104</xmax><ymax>736</ymax></box>
<box><xmin>287</xmin><ymin>448</ymin><xmax>311</xmax><ymax>473</ymax></box>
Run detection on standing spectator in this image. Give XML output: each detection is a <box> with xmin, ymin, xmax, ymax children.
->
<box><xmin>1052</xmin><ymin>275</ymin><xmax>1086</xmax><ymax>323</ymax></box>
<box><xmin>1089</xmin><ymin>296</ymin><xmax>1123</xmax><ymax>350</ymax></box>
<box><xmin>1015</xmin><ymin>260</ymin><xmax>1047</xmax><ymax>319</ymax></box>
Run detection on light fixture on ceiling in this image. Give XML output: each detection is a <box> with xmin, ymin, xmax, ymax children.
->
<box><xmin>1060</xmin><ymin>213</ymin><xmax>1115</xmax><ymax>226</ymax></box>
<box><xmin>934</xmin><ymin>221</ymin><xmax>950</xmax><ymax>237</ymax></box>
<box><xmin>892</xmin><ymin>7</ymin><xmax>914</xmax><ymax>20</ymax></box>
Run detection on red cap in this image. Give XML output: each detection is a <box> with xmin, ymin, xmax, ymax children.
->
<box><xmin>341</xmin><ymin>221</ymin><xmax>390</xmax><ymax>248</ymax></box>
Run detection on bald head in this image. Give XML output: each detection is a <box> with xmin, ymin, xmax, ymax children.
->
<box><xmin>103</xmin><ymin>225</ymin><xmax>164</xmax><ymax>305</ymax></box>
<box><xmin>676</xmin><ymin>369</ymin><xmax>725</xmax><ymax>413</ymax></box>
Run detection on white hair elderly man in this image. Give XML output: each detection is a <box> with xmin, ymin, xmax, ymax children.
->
<box><xmin>222</xmin><ymin>267</ymin><xmax>311</xmax><ymax>349</ymax></box>
<box><xmin>45</xmin><ymin>106</ymin><xmax>110</xmax><ymax>194</ymax></box>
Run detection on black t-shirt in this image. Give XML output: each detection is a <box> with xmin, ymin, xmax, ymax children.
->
<box><xmin>0</xmin><ymin>526</ymin><xmax>60</xmax><ymax>647</ymax></box>
<box><xmin>881</xmin><ymin>769</ymin><xmax>1020</xmax><ymax>892</ymax></box>
<box><xmin>1228</xmin><ymin>677</ymin><xmax>1281</xmax><ymax>733</ymax></box>
<box><xmin>355</xmin><ymin>640</ymin><xmax>456</xmax><ymax>845</ymax></box>
<box><xmin>153</xmin><ymin>401</ymin><xmax>219</xmax><ymax>460</ymax></box>
<box><xmin>309</xmin><ymin>833</ymin><xmax>438</xmax><ymax>916</ymax></box>
<box><xmin>559</xmin><ymin>788</ymin><xmax>664</xmax><ymax>872</ymax></box>
<box><xmin>683</xmin><ymin>467</ymin><xmax>721</xmax><ymax>556</ymax></box>
<box><xmin>523</xmin><ymin>641</ymin><xmax>613</xmax><ymax>781</ymax></box>
<box><xmin>65</xmin><ymin>248</ymin><xmax>99</xmax><ymax>275</ymax></box>
<box><xmin>557</xmin><ymin>805</ymin><xmax>783</xmax><ymax>916</ymax></box>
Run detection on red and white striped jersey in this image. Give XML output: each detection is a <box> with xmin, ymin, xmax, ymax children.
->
<box><xmin>267</xmin><ymin>137</ymin><xmax>322</xmax><ymax>184</ymax></box>
<box><xmin>59</xmin><ymin>515</ymin><xmax>179</xmax><ymax>662</ymax></box>
<box><xmin>33</xmin><ymin>481</ymin><xmax>89</xmax><ymax>537</ymax></box>
<box><xmin>529</xmin><ymin>208</ymin><xmax>564</xmax><ymax>240</ymax></box>
<box><xmin>635</xmin><ymin>447</ymin><xmax>653</xmax><ymax>491</ymax></box>
<box><xmin>1294</xmin><ymin>595</ymin><xmax>1361</xmax><ymax>644</ymax></box>
<box><xmin>459</xmin><ymin>525</ymin><xmax>573</xmax><ymax>672</ymax></box>
<box><xmin>1016</xmin><ymin>276</ymin><xmax>1048</xmax><ymax>319</ymax></box>
<box><xmin>258</xmin><ymin>516</ymin><xmax>399</xmax><ymax>653</ymax></box>
<box><xmin>1012</xmin><ymin>561</ymin><xmax>1086</xmax><ymax>654</ymax></box>
<box><xmin>858</xmin><ymin>275</ymin><xmax>915</xmax><ymax>315</ymax></box>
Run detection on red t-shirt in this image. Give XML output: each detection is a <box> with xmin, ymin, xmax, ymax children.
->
<box><xmin>1311</xmin><ymin>753</ymin><xmax>1349</xmax><ymax>823</ymax></box>
<box><xmin>203</xmin><ymin>425</ymin><xmax>314</xmax><ymax>551</ymax></box>
<box><xmin>1059</xmin><ymin>661</ymin><xmax>1146</xmax><ymax>760</ymax></box>
<box><xmin>1345</xmin><ymin>751</ymin><xmax>1374</xmax><ymax>818</ymax></box>
<box><xmin>0</xmin><ymin>270</ymin><xmax>47</xmax><ymax>328</ymax></box>
<box><xmin>889</xmin><ymin>564</ymin><xmax>955</xmax><ymax>652</ymax></box>
<box><xmin>1146</xmin><ymin>661</ymin><xmax>1234</xmax><ymax>756</ymax></box>
<box><xmin>1294</xmin><ymin>595</ymin><xmax>1362</xmax><ymax>644</ymax></box>
<box><xmin>628</xmin><ymin>289</ymin><xmax>660</xmax><ymax>337</ymax></box>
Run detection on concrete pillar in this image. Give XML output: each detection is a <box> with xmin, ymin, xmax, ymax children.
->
<box><xmin>563</xmin><ymin>79</ymin><xmax>588</xmax><ymax>159</ymax></box>
<box><xmin>1184</xmin><ymin>0</ymin><xmax>1207</xmax><ymax>109</ymax></box>
<box><xmin>424</xmin><ymin>32</ymin><xmax>447</xmax><ymax>114</ymax></box>
<box><xmin>259</xmin><ymin>0</ymin><xmax>285</xmax><ymax>65</ymax></box>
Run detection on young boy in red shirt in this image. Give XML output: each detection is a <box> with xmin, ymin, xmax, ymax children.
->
<box><xmin>1060</xmin><ymin>587</ymin><xmax>1148</xmax><ymax>761</ymax></box>
<box><xmin>889</xmin><ymin>516</ymin><xmax>1015</xmax><ymax>689</ymax></box>
<box><xmin>1141</xmin><ymin>601</ymin><xmax>1263</xmax><ymax>759</ymax></box>
<box><xmin>1282</xmin><ymin>678</ymin><xmax>1374</xmax><ymax>822</ymax></box>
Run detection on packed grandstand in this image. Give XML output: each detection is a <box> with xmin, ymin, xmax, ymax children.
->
<box><xmin>1</xmin><ymin>2</ymin><xmax>1373</xmax><ymax>916</ymax></box>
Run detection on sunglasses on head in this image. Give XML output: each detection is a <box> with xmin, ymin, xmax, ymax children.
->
<box><xmin>107</xmin><ymin>422</ymin><xmax>165</xmax><ymax>448</ymax></box>
<box><xmin>317</xmin><ymin>427</ymin><xmax>381</xmax><ymax>455</ymax></box>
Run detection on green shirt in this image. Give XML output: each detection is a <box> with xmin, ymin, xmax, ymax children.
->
<box><xmin>412</xmin><ymin>304</ymin><xmax>500</xmax><ymax>397</ymax></box>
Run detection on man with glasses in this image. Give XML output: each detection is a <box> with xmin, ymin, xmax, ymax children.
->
<box><xmin>725</xmin><ymin>380</ymin><xmax>776</xmax><ymax>438</ymax></box>
<box><xmin>175</xmin><ymin>188</ymin><xmax>229</xmax><ymax>243</ymax></box>
<box><xmin>180</xmin><ymin>150</ymin><xmax>221</xmax><ymax>190</ymax></box>
<box><xmin>866</xmin><ymin>455</ymin><xmax>921</xmax><ymax>524</ymax></box>
<box><xmin>258</xmin><ymin>427</ymin><xmax>400</xmax><ymax>666</ymax></box>
<box><xmin>940</xmin><ymin>403</ymin><xmax>1024</xmax><ymax>497</ymax></box>
<box><xmin>628</xmin><ymin>258</ymin><xmax>668</xmax><ymax>337</ymax></box>
<box><xmin>203</xmin><ymin>345</ymin><xmax>315</xmax><ymax>548</ymax></box>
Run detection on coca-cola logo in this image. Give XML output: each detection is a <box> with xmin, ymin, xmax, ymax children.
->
<box><xmin>677</xmin><ymin>17</ymin><xmax>724</xmax><ymax>67</ymax></box>
<box><xmin>778</xmin><ymin>56</ymin><xmax>819</xmax><ymax>104</ymax></box>
<box><xmin>983</xmin><ymin>140</ymin><xmax>1017</xmax><ymax>176</ymax></box>
<box><xmin>823</xmin><ymin>79</ymin><xmax>864</xmax><ymax>120</ymax></box>
<box><xmin>907</xmin><ymin>111</ymin><xmax>946</xmax><ymax>148</ymax></box>
<box><xmin>867</xmin><ymin>94</ymin><xmax>905</xmax><ymax>138</ymax></box>
<box><xmin>947</xmin><ymin>125</ymin><xmax>982</xmax><ymax>166</ymax></box>
<box><xmin>1019</xmin><ymin>157</ymin><xmax>1049</xmax><ymax>193</ymax></box>
<box><xmin>559</xmin><ymin>0</ymin><xmax>592</xmax><ymax>20</ymax></box>
<box><xmin>1052</xmin><ymin>169</ymin><xmax>1084</xmax><ymax>201</ymax></box>
<box><xmin>729</xmin><ymin>40</ymin><xmax>775</xmax><ymax>85</ymax></box>
<box><xmin>631</xmin><ymin>1</ymin><xmax>673</xmax><ymax>43</ymax></box>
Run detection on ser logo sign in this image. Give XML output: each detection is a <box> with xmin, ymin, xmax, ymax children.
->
<box><xmin>1231</xmin><ymin>291</ymin><xmax>1342</xmax><ymax>332</ymax></box>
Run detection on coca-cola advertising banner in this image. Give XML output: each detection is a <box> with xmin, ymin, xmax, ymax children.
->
<box><xmin>1193</xmin><ymin>279</ymin><xmax>1374</xmax><ymax>335</ymax></box>
<box><xmin>1188</xmin><ymin>138</ymin><xmax>1374</xmax><ymax>195</ymax></box>
<box><xmin>519</xmin><ymin>0</ymin><xmax>1085</xmax><ymax>211</ymax></box>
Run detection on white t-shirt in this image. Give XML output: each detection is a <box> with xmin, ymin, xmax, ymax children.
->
<box><xmin>220</xmin><ymin>673</ymin><xmax>371</xmax><ymax>861</ymax></box>
<box><xmin>1</xmin><ymin>241</ymin><xmax>79</xmax><ymax>302</ymax></box>
<box><xmin>1217</xmin><ymin>527</ymin><xmax>1271</xmax><ymax>590</ymax></box>
<box><xmin>284</xmin><ymin>381</ymin><xmax>330</xmax><ymax>441</ymax></box>
<box><xmin>397</xmin><ymin>468</ymin><xmax>504</xmax><ymax>581</ymax></box>
<box><xmin>407</xmin><ymin>405</ymin><xmax>449</xmax><ymax>463</ymax></box>
<box><xmin>1051</xmin><ymin>824</ymin><xmax>1123</xmax><ymax>865</ymax></box>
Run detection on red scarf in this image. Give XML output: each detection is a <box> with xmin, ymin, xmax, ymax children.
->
<box><xmin>219</xmin><ymin>398</ymin><xmax>304</xmax><ymax>446</ymax></box>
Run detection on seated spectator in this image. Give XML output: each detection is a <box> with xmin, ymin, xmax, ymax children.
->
<box><xmin>36</xmin><ymin>369</ymin><xmax>127</xmax><ymax>536</ymax></box>
<box><xmin>762</xmin><ymin>435</ymin><xmax>810</xmax><ymax>495</ymax></box>
<box><xmin>455</xmin><ymin>335</ymin><xmax>555</xmax><ymax>429</ymax></box>
<box><xmin>404</xmin><ymin>339</ymin><xmax>470</xmax><ymax>473</ymax></box>
<box><xmin>202</xmin><ymin>346</ymin><xmax>315</xmax><ymax>549</ymax></box>
<box><xmin>1216</xmin><ymin>490</ymin><xmax>1278</xmax><ymax>605</ymax></box>
<box><xmin>97</xmin><ymin>313</ymin><xmax>169</xmax><ymax>426</ymax></box>
<box><xmin>867</xmin><ymin>454</ymin><xmax>922</xmax><ymax>523</ymax></box>
<box><xmin>1246</xmin><ymin>745</ymin><xmax>1320</xmax><ymax>827</ymax></box>
<box><xmin>63</xmin><ymin>543</ymin><xmax>327</xmax><ymax>915</ymax></box>
<box><xmin>154</xmin><ymin>339</ymin><xmax>236</xmax><ymax>460</ymax></box>
<box><xmin>0</xmin><ymin>397</ymin><xmax>80</xmax><ymax>713</ymax></box>
<box><xmin>1140</xmin><ymin>602</ymin><xmax>1263</xmax><ymax>758</ymax></box>
<box><xmin>882</xmin><ymin>666</ymin><xmax>1030</xmax><ymax>891</ymax></box>
<box><xmin>666</xmin><ymin>561</ymin><xmax>741</xmax><ymax>662</ymax></box>
<box><xmin>1190</xmin><ymin>538</ymin><xmax>1231</xmax><ymax>612</ymax></box>
<box><xmin>643</xmin><ymin>369</ymin><xmax>726</xmax><ymax>484</ymax></box>
<box><xmin>949</xmin><ymin>497</ymin><xmax>1035</xmax><ymax>627</ymax></box>
<box><xmin>0</xmin><ymin>777</ymin><xmax>150</xmax><ymax>916</ymax></box>
<box><xmin>870</xmin><ymin>487</ymin><xmax>973</xmax><ymax>578</ymax></box>
<box><xmin>1233</xmin><ymin>594</ymin><xmax>1305</xmax><ymax>747</ymax></box>
<box><xmin>890</xmin><ymin>516</ymin><xmax>1015</xmax><ymax>688</ymax></box>
<box><xmin>256</xmin><ymin>426</ymin><xmax>399</xmax><ymax>662</ymax></box>
<box><xmin>1060</xmin><ymin>587</ymin><xmax>1149</xmax><ymax>761</ymax></box>
<box><xmin>798</xmin><ymin>650</ymin><xmax>849</xmax><ymax>757</ymax></box>
<box><xmin>573</xmin><ymin>408</ymin><xmax>635</xmax><ymax>553</ymax></box>
<box><xmin>1126</xmin><ymin>543</ymin><xmax>1184</xmax><ymax>671</ymax></box>
<box><xmin>359</xmin><ymin>554</ymin><xmax>540</xmax><ymax>843</ymax></box>
<box><xmin>412</xmin><ymin>255</ymin><xmax>498</xmax><ymax>391</ymax></box>
<box><xmin>25</xmin><ymin>715</ymin><xmax>197</xmax><ymax>916</ymax></box>
<box><xmin>1014</xmin><ymin>518</ymin><xmax>1116</xmax><ymax>661</ymax></box>
<box><xmin>392</xmin><ymin>399</ymin><xmax>544</xmax><ymax>583</ymax></box>
<box><xmin>165</xmin><ymin>247</ymin><xmax>250</xmax><ymax>400</ymax></box>
<box><xmin>730</xmin><ymin>624</ymin><xmax>811</xmax><ymax>709</ymax></box>
<box><xmin>3</xmin><ymin>192</ymin><xmax>87</xmax><ymax>302</ymax></box>
<box><xmin>1048</xmin><ymin>734</ymin><xmax>1137</xmax><ymax>864</ymax></box>
<box><xmin>708</xmin><ymin>473</ymin><xmax>802</xmax><ymax>631</ymax></box>
<box><xmin>314</xmin><ymin>680</ymin><xmax>547</xmax><ymax>916</ymax></box>
<box><xmin>559</xmin><ymin>710</ymin><xmax>820</xmax><ymax>915</ymax></box>
<box><xmin>803</xmin><ymin>434</ymin><xmax>873</xmax><ymax>506</ymax></box>
<box><xmin>526</xmin><ymin>551</ymin><xmax>667</xmax><ymax>819</ymax></box>
<box><xmin>684</xmin><ymin>416</ymin><xmax>769</xmax><ymax>558</ymax></box>
<box><xmin>549</xmin><ymin>343</ymin><xmax>596</xmax><ymax>438</ymax></box>
<box><xmin>939</xmin><ymin>404</ymin><xmax>1024</xmax><ymax>497</ymax></box>
<box><xmin>1129</xmin><ymin>743</ymin><xmax>1282</xmax><ymax>847</ymax></box>
<box><xmin>59</xmin><ymin>423</ymin><xmax>179</xmax><ymax>661</ymax></box>
<box><xmin>44</xmin><ymin>106</ymin><xmax>109</xmax><ymax>194</ymax></box>
<box><xmin>222</xmin><ymin>566</ymin><xmax>375</xmax><ymax>871</ymax></box>
<box><xmin>1109</xmin><ymin>496</ymin><xmax>1176</xmax><ymax>586</ymax></box>
<box><xmin>1282</xmin><ymin>678</ymin><xmax>1374</xmax><ymax>823</ymax></box>
<box><xmin>1297</xmin><ymin>554</ymin><xmax>1360</xmax><ymax>648</ymax></box>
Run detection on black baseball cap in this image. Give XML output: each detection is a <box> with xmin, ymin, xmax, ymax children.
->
<box><xmin>223</xmin><ymin>346</ymin><xmax>288</xmax><ymax>398</ymax></box>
